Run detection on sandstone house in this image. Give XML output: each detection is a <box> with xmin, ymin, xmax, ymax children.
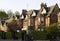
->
<box><xmin>0</xmin><ymin>3</ymin><xmax>60</xmax><ymax>32</ymax></box>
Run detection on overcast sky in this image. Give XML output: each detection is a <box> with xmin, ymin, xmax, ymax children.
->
<box><xmin>0</xmin><ymin>0</ymin><xmax>60</xmax><ymax>13</ymax></box>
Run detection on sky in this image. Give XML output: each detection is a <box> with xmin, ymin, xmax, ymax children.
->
<box><xmin>0</xmin><ymin>0</ymin><xmax>60</xmax><ymax>13</ymax></box>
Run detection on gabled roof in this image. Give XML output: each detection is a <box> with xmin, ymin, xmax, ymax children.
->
<box><xmin>27</xmin><ymin>10</ymin><xmax>33</xmax><ymax>15</ymax></box>
<box><xmin>46</xmin><ymin>4</ymin><xmax>59</xmax><ymax>17</ymax></box>
<box><xmin>27</xmin><ymin>10</ymin><xmax>38</xmax><ymax>16</ymax></box>
<box><xmin>33</xmin><ymin>10</ymin><xmax>39</xmax><ymax>15</ymax></box>
<box><xmin>46</xmin><ymin>5</ymin><xmax>55</xmax><ymax>17</ymax></box>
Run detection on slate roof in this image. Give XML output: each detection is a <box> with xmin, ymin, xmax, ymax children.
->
<box><xmin>46</xmin><ymin>4</ymin><xmax>59</xmax><ymax>17</ymax></box>
<box><xmin>20</xmin><ymin>4</ymin><xmax>59</xmax><ymax>19</ymax></box>
<box><xmin>46</xmin><ymin>5</ymin><xmax>56</xmax><ymax>17</ymax></box>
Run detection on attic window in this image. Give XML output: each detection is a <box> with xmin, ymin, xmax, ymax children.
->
<box><xmin>32</xmin><ymin>11</ymin><xmax>36</xmax><ymax>16</ymax></box>
<box><xmin>20</xmin><ymin>15</ymin><xmax>24</xmax><ymax>19</ymax></box>
<box><xmin>41</xmin><ymin>8</ymin><xmax>46</xmax><ymax>14</ymax></box>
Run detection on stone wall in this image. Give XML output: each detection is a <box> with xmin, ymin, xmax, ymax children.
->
<box><xmin>58</xmin><ymin>12</ymin><xmax>60</xmax><ymax>24</ymax></box>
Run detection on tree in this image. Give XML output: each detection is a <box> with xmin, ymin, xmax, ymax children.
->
<box><xmin>0</xmin><ymin>11</ymin><xmax>8</xmax><ymax>20</ymax></box>
<box><xmin>15</xmin><ymin>11</ymin><xmax>20</xmax><ymax>15</ymax></box>
<box><xmin>7</xmin><ymin>10</ymin><xmax>13</xmax><ymax>18</ymax></box>
<box><xmin>46</xmin><ymin>23</ymin><xmax>58</xmax><ymax>41</ymax></box>
<box><xmin>15</xmin><ymin>11</ymin><xmax>20</xmax><ymax>19</ymax></box>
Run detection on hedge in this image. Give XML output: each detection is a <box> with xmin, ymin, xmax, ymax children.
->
<box><xmin>0</xmin><ymin>31</ymin><xmax>2</xmax><ymax>39</ymax></box>
<box><xmin>0</xmin><ymin>30</ymin><xmax>47</xmax><ymax>40</ymax></box>
<box><xmin>0</xmin><ymin>23</ymin><xmax>60</xmax><ymax>40</ymax></box>
<box><xmin>0</xmin><ymin>30</ymin><xmax>60</xmax><ymax>40</ymax></box>
<box><xmin>31</xmin><ymin>31</ymin><xmax>47</xmax><ymax>40</ymax></box>
<box><xmin>6</xmin><ymin>32</ymin><xmax>12</xmax><ymax>39</ymax></box>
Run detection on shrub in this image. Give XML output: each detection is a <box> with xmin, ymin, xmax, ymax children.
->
<box><xmin>0</xmin><ymin>31</ymin><xmax>2</xmax><ymax>39</ymax></box>
<box><xmin>17</xmin><ymin>32</ymin><xmax>22</xmax><ymax>39</ymax></box>
<box><xmin>6</xmin><ymin>32</ymin><xmax>12</xmax><ymax>39</ymax></box>
<box><xmin>31</xmin><ymin>31</ymin><xmax>47</xmax><ymax>40</ymax></box>
<box><xmin>46</xmin><ymin>23</ymin><xmax>59</xmax><ymax>39</ymax></box>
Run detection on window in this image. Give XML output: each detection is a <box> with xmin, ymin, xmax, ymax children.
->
<box><xmin>41</xmin><ymin>17</ymin><xmax>44</xmax><ymax>21</ymax></box>
<box><xmin>20</xmin><ymin>15</ymin><xmax>24</xmax><ymax>19</ymax></box>
<box><xmin>41</xmin><ymin>17</ymin><xmax>44</xmax><ymax>23</ymax></box>
<box><xmin>38</xmin><ymin>18</ymin><xmax>40</xmax><ymax>24</ymax></box>
<box><xmin>41</xmin><ymin>8</ymin><xmax>46</xmax><ymax>14</ymax></box>
<box><xmin>25</xmin><ymin>15</ymin><xmax>28</xmax><ymax>19</ymax></box>
<box><xmin>32</xmin><ymin>11</ymin><xmax>36</xmax><ymax>16</ymax></box>
<box><xmin>38</xmin><ymin>17</ymin><xmax>44</xmax><ymax>24</ymax></box>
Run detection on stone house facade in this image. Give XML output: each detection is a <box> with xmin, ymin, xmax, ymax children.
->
<box><xmin>3</xmin><ymin>3</ymin><xmax>60</xmax><ymax>31</ymax></box>
<box><xmin>20</xmin><ymin>3</ymin><xmax>60</xmax><ymax>30</ymax></box>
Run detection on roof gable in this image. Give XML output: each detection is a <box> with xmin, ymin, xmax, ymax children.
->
<box><xmin>47</xmin><ymin>4</ymin><xmax>59</xmax><ymax>17</ymax></box>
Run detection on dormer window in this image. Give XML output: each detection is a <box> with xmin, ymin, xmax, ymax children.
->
<box><xmin>41</xmin><ymin>8</ymin><xmax>46</xmax><ymax>14</ymax></box>
<box><xmin>25</xmin><ymin>15</ymin><xmax>28</xmax><ymax>19</ymax></box>
<box><xmin>32</xmin><ymin>11</ymin><xmax>36</xmax><ymax>16</ymax></box>
<box><xmin>20</xmin><ymin>14</ymin><xmax>24</xmax><ymax>19</ymax></box>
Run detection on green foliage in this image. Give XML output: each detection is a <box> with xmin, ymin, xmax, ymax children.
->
<box><xmin>16</xmin><ymin>31</ymin><xmax>24</xmax><ymax>39</ymax></box>
<box><xmin>6</xmin><ymin>31</ymin><xmax>22</xmax><ymax>39</ymax></box>
<box><xmin>0</xmin><ymin>30</ymin><xmax>2</xmax><ymax>39</ymax></box>
<box><xmin>0</xmin><ymin>11</ymin><xmax>8</xmax><ymax>19</ymax></box>
<box><xmin>1</xmin><ymin>23</ymin><xmax>60</xmax><ymax>40</ymax></box>
<box><xmin>31</xmin><ymin>31</ymin><xmax>47</xmax><ymax>40</ymax></box>
<box><xmin>46</xmin><ymin>23</ymin><xmax>59</xmax><ymax>39</ymax></box>
<box><xmin>6</xmin><ymin>32</ymin><xmax>12</xmax><ymax>39</ymax></box>
<box><xmin>58</xmin><ymin>31</ymin><xmax>60</xmax><ymax>37</ymax></box>
<box><xmin>47</xmin><ymin>23</ymin><xmax>58</xmax><ymax>32</ymax></box>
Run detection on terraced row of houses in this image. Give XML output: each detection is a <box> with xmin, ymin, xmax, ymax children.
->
<box><xmin>0</xmin><ymin>3</ymin><xmax>60</xmax><ymax>32</ymax></box>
